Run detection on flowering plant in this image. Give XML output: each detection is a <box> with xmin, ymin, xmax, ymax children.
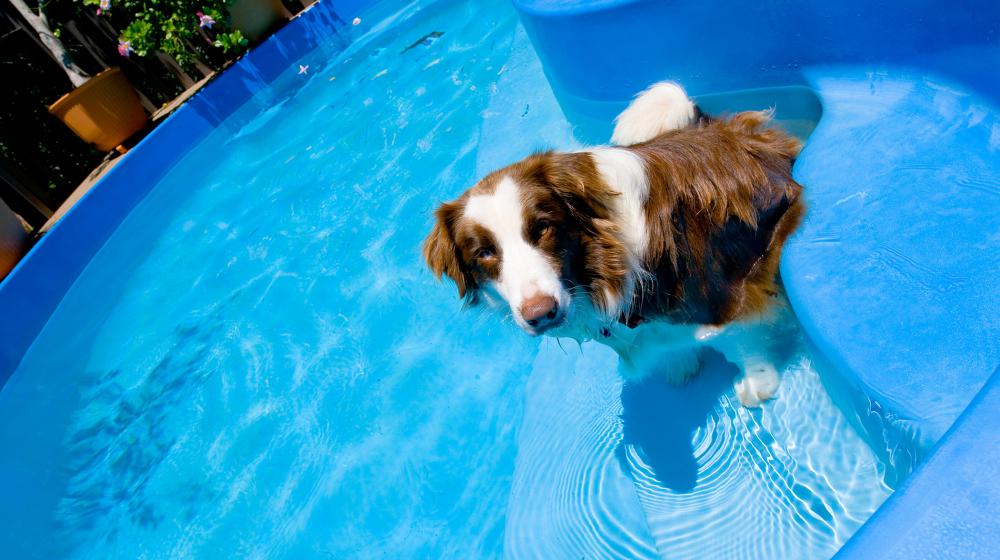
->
<box><xmin>85</xmin><ymin>0</ymin><xmax>248</xmax><ymax>67</ymax></box>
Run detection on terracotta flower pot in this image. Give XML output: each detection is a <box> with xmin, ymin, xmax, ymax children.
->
<box><xmin>0</xmin><ymin>199</ymin><xmax>28</xmax><ymax>281</ymax></box>
<box><xmin>229</xmin><ymin>0</ymin><xmax>292</xmax><ymax>43</ymax></box>
<box><xmin>48</xmin><ymin>67</ymin><xmax>147</xmax><ymax>153</ymax></box>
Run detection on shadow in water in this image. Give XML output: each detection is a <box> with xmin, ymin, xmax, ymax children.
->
<box><xmin>618</xmin><ymin>349</ymin><xmax>737</xmax><ymax>493</ymax></box>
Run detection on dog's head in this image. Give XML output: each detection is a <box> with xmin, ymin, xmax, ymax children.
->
<box><xmin>423</xmin><ymin>151</ymin><xmax>630</xmax><ymax>335</ymax></box>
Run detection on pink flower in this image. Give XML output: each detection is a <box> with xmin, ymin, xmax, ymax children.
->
<box><xmin>117</xmin><ymin>40</ymin><xmax>132</xmax><ymax>57</ymax></box>
<box><xmin>197</xmin><ymin>11</ymin><xmax>215</xmax><ymax>29</ymax></box>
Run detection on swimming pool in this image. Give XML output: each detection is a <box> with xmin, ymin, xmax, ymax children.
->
<box><xmin>1</xmin><ymin>0</ymin><xmax>996</xmax><ymax>558</ymax></box>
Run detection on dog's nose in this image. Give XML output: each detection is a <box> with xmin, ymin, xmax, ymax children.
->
<box><xmin>521</xmin><ymin>294</ymin><xmax>558</xmax><ymax>327</ymax></box>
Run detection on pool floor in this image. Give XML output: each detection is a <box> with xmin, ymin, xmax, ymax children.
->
<box><xmin>0</xmin><ymin>0</ymin><xmax>896</xmax><ymax>557</ymax></box>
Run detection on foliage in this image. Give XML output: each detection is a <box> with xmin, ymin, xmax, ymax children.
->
<box><xmin>214</xmin><ymin>29</ymin><xmax>248</xmax><ymax>53</ymax></box>
<box><xmin>84</xmin><ymin>0</ymin><xmax>248</xmax><ymax>67</ymax></box>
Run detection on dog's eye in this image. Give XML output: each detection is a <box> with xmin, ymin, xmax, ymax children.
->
<box><xmin>476</xmin><ymin>247</ymin><xmax>497</xmax><ymax>261</ymax></box>
<box><xmin>533</xmin><ymin>220</ymin><xmax>553</xmax><ymax>240</ymax></box>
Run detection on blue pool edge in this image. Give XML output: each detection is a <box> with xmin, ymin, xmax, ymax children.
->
<box><xmin>833</xmin><ymin>365</ymin><xmax>1000</xmax><ymax>559</ymax></box>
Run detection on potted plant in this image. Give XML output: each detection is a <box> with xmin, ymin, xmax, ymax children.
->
<box><xmin>104</xmin><ymin>0</ymin><xmax>284</xmax><ymax>63</ymax></box>
<box><xmin>11</xmin><ymin>0</ymin><xmax>147</xmax><ymax>153</ymax></box>
<box><xmin>105</xmin><ymin>0</ymin><xmax>251</xmax><ymax>68</ymax></box>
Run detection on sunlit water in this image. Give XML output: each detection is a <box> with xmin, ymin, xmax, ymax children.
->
<box><xmin>0</xmin><ymin>0</ymin><xmax>895</xmax><ymax>558</ymax></box>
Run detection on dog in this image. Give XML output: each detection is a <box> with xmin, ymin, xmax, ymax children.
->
<box><xmin>423</xmin><ymin>82</ymin><xmax>805</xmax><ymax>406</ymax></box>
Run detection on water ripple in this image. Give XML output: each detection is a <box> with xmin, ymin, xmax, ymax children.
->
<box><xmin>619</xmin><ymin>319</ymin><xmax>892</xmax><ymax>559</ymax></box>
<box><xmin>505</xmin><ymin>341</ymin><xmax>658</xmax><ymax>559</ymax></box>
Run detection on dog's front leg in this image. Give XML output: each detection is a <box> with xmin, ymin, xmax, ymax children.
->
<box><xmin>604</xmin><ymin>322</ymin><xmax>702</xmax><ymax>384</ymax></box>
<box><xmin>699</xmin><ymin>322</ymin><xmax>781</xmax><ymax>407</ymax></box>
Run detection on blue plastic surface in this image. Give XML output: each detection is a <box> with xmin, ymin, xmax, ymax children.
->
<box><xmin>512</xmin><ymin>0</ymin><xmax>1000</xmax><ymax>555</ymax></box>
<box><xmin>835</xmin><ymin>367</ymin><xmax>1000</xmax><ymax>559</ymax></box>
<box><xmin>786</xmin><ymin>67</ymin><xmax>1000</xmax><ymax>448</ymax></box>
<box><xmin>512</xmin><ymin>0</ymin><xmax>1000</xmax><ymax>103</ymax></box>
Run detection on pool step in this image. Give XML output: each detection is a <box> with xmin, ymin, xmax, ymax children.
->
<box><xmin>783</xmin><ymin>67</ymin><xmax>1000</xmax><ymax>450</ymax></box>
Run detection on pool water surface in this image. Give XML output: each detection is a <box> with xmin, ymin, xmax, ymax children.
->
<box><xmin>0</xmin><ymin>0</ymin><xmax>900</xmax><ymax>558</ymax></box>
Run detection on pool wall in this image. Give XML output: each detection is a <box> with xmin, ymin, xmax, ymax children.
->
<box><xmin>0</xmin><ymin>0</ymin><xmax>378</xmax><ymax>385</ymax></box>
<box><xmin>512</xmin><ymin>0</ymin><xmax>1000</xmax><ymax>556</ymax></box>
<box><xmin>513</xmin><ymin>0</ymin><xmax>1000</xmax><ymax>140</ymax></box>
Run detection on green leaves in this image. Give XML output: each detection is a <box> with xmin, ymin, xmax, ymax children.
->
<box><xmin>93</xmin><ymin>0</ymin><xmax>248</xmax><ymax>67</ymax></box>
<box><xmin>213</xmin><ymin>29</ymin><xmax>247</xmax><ymax>53</ymax></box>
<box><xmin>121</xmin><ymin>19</ymin><xmax>154</xmax><ymax>56</ymax></box>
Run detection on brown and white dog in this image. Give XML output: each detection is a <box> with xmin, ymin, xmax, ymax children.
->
<box><xmin>423</xmin><ymin>82</ymin><xmax>805</xmax><ymax>406</ymax></box>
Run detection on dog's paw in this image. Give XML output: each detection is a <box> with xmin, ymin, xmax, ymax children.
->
<box><xmin>734</xmin><ymin>362</ymin><xmax>780</xmax><ymax>408</ymax></box>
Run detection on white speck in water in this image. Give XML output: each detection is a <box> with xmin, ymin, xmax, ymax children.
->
<box><xmin>835</xmin><ymin>191</ymin><xmax>869</xmax><ymax>206</ymax></box>
<box><xmin>352</xmin><ymin>17</ymin><xmax>361</xmax><ymax>26</ymax></box>
<box><xmin>363</xmin><ymin>97</ymin><xmax>374</xmax><ymax>107</ymax></box>
<box><xmin>423</xmin><ymin>58</ymin><xmax>441</xmax><ymax>70</ymax></box>
<box><xmin>373</xmin><ymin>69</ymin><xmax>388</xmax><ymax>79</ymax></box>
<box><xmin>415</xmin><ymin>86</ymin><xmax>426</xmax><ymax>96</ymax></box>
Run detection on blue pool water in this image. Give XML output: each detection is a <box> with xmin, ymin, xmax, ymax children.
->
<box><xmin>0</xmin><ymin>0</ymin><xmax>903</xmax><ymax>557</ymax></box>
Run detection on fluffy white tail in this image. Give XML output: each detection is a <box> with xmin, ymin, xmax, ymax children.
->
<box><xmin>611</xmin><ymin>81</ymin><xmax>697</xmax><ymax>146</ymax></box>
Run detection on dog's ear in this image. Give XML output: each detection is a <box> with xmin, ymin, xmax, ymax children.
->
<box><xmin>527</xmin><ymin>152</ymin><xmax>631</xmax><ymax>317</ymax></box>
<box><xmin>528</xmin><ymin>151</ymin><xmax>618</xmax><ymax>224</ymax></box>
<box><xmin>423</xmin><ymin>201</ymin><xmax>474</xmax><ymax>299</ymax></box>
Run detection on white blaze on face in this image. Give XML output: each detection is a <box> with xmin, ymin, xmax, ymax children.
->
<box><xmin>464</xmin><ymin>176</ymin><xmax>566</xmax><ymax>331</ymax></box>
